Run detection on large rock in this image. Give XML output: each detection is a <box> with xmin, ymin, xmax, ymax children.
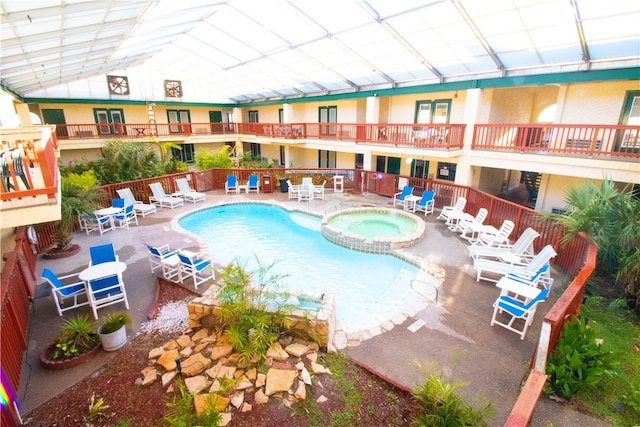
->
<box><xmin>254</xmin><ymin>389</ymin><xmax>269</xmax><ymax>404</ymax></box>
<box><xmin>210</xmin><ymin>344</ymin><xmax>233</xmax><ymax>360</ymax></box>
<box><xmin>181</xmin><ymin>352</ymin><xmax>212</xmax><ymax>376</ymax></box>
<box><xmin>193</xmin><ymin>393</ymin><xmax>230</xmax><ymax>415</ymax></box>
<box><xmin>294</xmin><ymin>381</ymin><xmax>306</xmax><ymax>400</ymax></box>
<box><xmin>265</xmin><ymin>368</ymin><xmax>296</xmax><ymax>396</ymax></box>
<box><xmin>184</xmin><ymin>375</ymin><xmax>211</xmax><ymax>394</ymax></box>
<box><xmin>285</xmin><ymin>342</ymin><xmax>309</xmax><ymax>357</ymax></box>
<box><xmin>156</xmin><ymin>349</ymin><xmax>180</xmax><ymax>371</ymax></box>
<box><xmin>266</xmin><ymin>342</ymin><xmax>289</xmax><ymax>361</ymax></box>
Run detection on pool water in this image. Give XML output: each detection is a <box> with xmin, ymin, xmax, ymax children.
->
<box><xmin>327</xmin><ymin>212</ymin><xmax>418</xmax><ymax>240</ymax></box>
<box><xmin>178</xmin><ymin>203</ymin><xmax>431</xmax><ymax>333</ymax></box>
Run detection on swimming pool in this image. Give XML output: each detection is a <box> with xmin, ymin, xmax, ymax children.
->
<box><xmin>178</xmin><ymin>203</ymin><xmax>433</xmax><ymax>334</ymax></box>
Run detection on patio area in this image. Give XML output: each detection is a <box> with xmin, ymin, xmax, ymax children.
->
<box><xmin>18</xmin><ymin>188</ymin><xmax>610</xmax><ymax>426</ymax></box>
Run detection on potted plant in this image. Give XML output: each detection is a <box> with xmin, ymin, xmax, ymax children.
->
<box><xmin>40</xmin><ymin>314</ymin><xmax>101</xmax><ymax>370</ymax></box>
<box><xmin>98</xmin><ymin>312</ymin><xmax>132</xmax><ymax>351</ymax></box>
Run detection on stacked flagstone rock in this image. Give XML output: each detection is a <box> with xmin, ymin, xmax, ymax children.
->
<box><xmin>140</xmin><ymin>328</ymin><xmax>332</xmax><ymax>426</ymax></box>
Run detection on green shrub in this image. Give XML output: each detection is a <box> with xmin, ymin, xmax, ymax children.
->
<box><xmin>411</xmin><ymin>362</ymin><xmax>494</xmax><ymax>426</ymax></box>
<box><xmin>194</xmin><ymin>145</ymin><xmax>233</xmax><ymax>169</ymax></box>
<box><xmin>62</xmin><ymin>170</ymin><xmax>99</xmax><ymax>189</ymax></box>
<box><xmin>622</xmin><ymin>383</ymin><xmax>640</xmax><ymax>414</ymax></box>
<box><xmin>53</xmin><ymin>314</ymin><xmax>99</xmax><ymax>360</ymax></box>
<box><xmin>546</xmin><ymin>316</ymin><xmax>621</xmax><ymax>399</ymax></box>
<box><xmin>163</xmin><ymin>378</ymin><xmax>221</xmax><ymax>426</ymax></box>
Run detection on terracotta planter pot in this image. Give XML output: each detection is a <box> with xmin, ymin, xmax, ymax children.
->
<box><xmin>40</xmin><ymin>342</ymin><xmax>101</xmax><ymax>371</ymax></box>
<box><xmin>98</xmin><ymin>325</ymin><xmax>127</xmax><ymax>351</ymax></box>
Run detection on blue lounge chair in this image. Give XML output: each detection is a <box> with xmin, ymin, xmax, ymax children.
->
<box><xmin>393</xmin><ymin>186</ymin><xmax>414</xmax><ymax>208</ymax></box>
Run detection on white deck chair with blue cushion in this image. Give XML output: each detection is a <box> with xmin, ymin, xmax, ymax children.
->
<box><xmin>42</xmin><ymin>268</ymin><xmax>90</xmax><ymax>316</ymax></box>
<box><xmin>468</xmin><ymin>227</ymin><xmax>540</xmax><ymax>260</ymax></box>
<box><xmin>225</xmin><ymin>175</ymin><xmax>238</xmax><ymax>194</ymax></box>
<box><xmin>178</xmin><ymin>252</ymin><xmax>215</xmax><ymax>289</ymax></box>
<box><xmin>491</xmin><ymin>287</ymin><xmax>549</xmax><ymax>339</ymax></box>
<box><xmin>84</xmin><ymin>212</ymin><xmax>114</xmax><ymax>235</ymax></box>
<box><xmin>117</xmin><ymin>187</ymin><xmax>157</xmax><ymax>217</ymax></box>
<box><xmin>89</xmin><ymin>243</ymin><xmax>119</xmax><ymax>266</ymax></box>
<box><xmin>87</xmin><ymin>271</ymin><xmax>130</xmax><ymax>320</ymax></box>
<box><xmin>247</xmin><ymin>175</ymin><xmax>260</xmax><ymax>194</ymax></box>
<box><xmin>145</xmin><ymin>243</ymin><xmax>177</xmax><ymax>274</ymax></box>
<box><xmin>114</xmin><ymin>204</ymin><xmax>138</xmax><ymax>229</ymax></box>
<box><xmin>393</xmin><ymin>186</ymin><xmax>414</xmax><ymax>208</ymax></box>
<box><xmin>414</xmin><ymin>190</ymin><xmax>435</xmax><ymax>215</ymax></box>
<box><xmin>473</xmin><ymin>244</ymin><xmax>557</xmax><ymax>283</ymax></box>
<box><xmin>175</xmin><ymin>178</ymin><xmax>206</xmax><ymax>203</ymax></box>
<box><xmin>149</xmin><ymin>182</ymin><xmax>184</xmax><ymax>209</ymax></box>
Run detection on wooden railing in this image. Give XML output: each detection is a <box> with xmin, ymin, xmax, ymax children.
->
<box><xmin>473</xmin><ymin>124</ymin><xmax>640</xmax><ymax>159</ymax></box>
<box><xmin>0</xmin><ymin>125</ymin><xmax>59</xmax><ymax>202</ymax></box>
<box><xmin>1</xmin><ymin>227</ymin><xmax>38</xmax><ymax>427</ymax></box>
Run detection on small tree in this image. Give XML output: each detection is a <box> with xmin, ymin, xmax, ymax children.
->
<box><xmin>54</xmin><ymin>175</ymin><xmax>100</xmax><ymax>251</ymax></box>
<box><xmin>92</xmin><ymin>139</ymin><xmax>163</xmax><ymax>184</ymax></box>
<box><xmin>194</xmin><ymin>145</ymin><xmax>233</xmax><ymax>169</ymax></box>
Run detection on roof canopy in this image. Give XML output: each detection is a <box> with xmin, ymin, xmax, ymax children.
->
<box><xmin>1</xmin><ymin>0</ymin><xmax>639</xmax><ymax>104</ymax></box>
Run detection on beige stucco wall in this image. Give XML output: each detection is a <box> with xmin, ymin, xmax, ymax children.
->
<box><xmin>557</xmin><ymin>81</ymin><xmax>636</xmax><ymax>124</ymax></box>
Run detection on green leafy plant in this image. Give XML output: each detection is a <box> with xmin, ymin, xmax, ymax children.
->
<box><xmin>622</xmin><ymin>384</ymin><xmax>640</xmax><ymax>413</ymax></box>
<box><xmin>411</xmin><ymin>361</ymin><xmax>495</xmax><ymax>427</ymax></box>
<box><xmin>163</xmin><ymin>378</ymin><xmax>221</xmax><ymax>426</ymax></box>
<box><xmin>52</xmin><ymin>314</ymin><xmax>99</xmax><ymax>360</ymax></box>
<box><xmin>84</xmin><ymin>393</ymin><xmax>111</xmax><ymax>422</ymax></box>
<box><xmin>55</xmin><ymin>177</ymin><xmax>101</xmax><ymax>251</ymax></box>
<box><xmin>194</xmin><ymin>145</ymin><xmax>233</xmax><ymax>169</ymax></box>
<box><xmin>546</xmin><ymin>316</ymin><xmax>622</xmax><ymax>399</ymax></box>
<box><xmin>99</xmin><ymin>312</ymin><xmax>132</xmax><ymax>335</ymax></box>
<box><xmin>215</xmin><ymin>259</ymin><xmax>293</xmax><ymax>364</ymax></box>
<box><xmin>92</xmin><ymin>139</ymin><xmax>164</xmax><ymax>184</ymax></box>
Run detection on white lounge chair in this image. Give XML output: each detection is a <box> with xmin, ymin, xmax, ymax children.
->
<box><xmin>437</xmin><ymin>196</ymin><xmax>466</xmax><ymax>224</ymax></box>
<box><xmin>116</xmin><ymin>188</ymin><xmax>157</xmax><ymax>217</ymax></box>
<box><xmin>175</xmin><ymin>178</ymin><xmax>206</xmax><ymax>203</ymax></box>
<box><xmin>468</xmin><ymin>227</ymin><xmax>540</xmax><ymax>260</ymax></box>
<box><xmin>474</xmin><ymin>220</ymin><xmax>515</xmax><ymax>247</ymax></box>
<box><xmin>473</xmin><ymin>244</ymin><xmax>557</xmax><ymax>283</ymax></box>
<box><xmin>149</xmin><ymin>182</ymin><xmax>184</xmax><ymax>209</ymax></box>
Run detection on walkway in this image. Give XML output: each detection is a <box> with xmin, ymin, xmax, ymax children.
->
<box><xmin>18</xmin><ymin>189</ymin><xmax>610</xmax><ymax>426</ymax></box>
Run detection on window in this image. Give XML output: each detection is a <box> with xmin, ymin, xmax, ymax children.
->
<box><xmin>167</xmin><ymin>110</ymin><xmax>191</xmax><ymax>133</ymax></box>
<box><xmin>249</xmin><ymin>143</ymin><xmax>261</xmax><ymax>159</ymax></box>
<box><xmin>618</xmin><ymin>90</ymin><xmax>640</xmax><ymax>152</ymax></box>
<box><xmin>436</xmin><ymin>162</ymin><xmax>456</xmax><ymax>181</ymax></box>
<box><xmin>319</xmin><ymin>106</ymin><xmax>337</xmax><ymax>135</ymax></box>
<box><xmin>93</xmin><ymin>108</ymin><xmax>125</xmax><ymax>135</ymax></box>
<box><xmin>376</xmin><ymin>156</ymin><xmax>401</xmax><ymax>174</ymax></box>
<box><xmin>171</xmin><ymin>144</ymin><xmax>194</xmax><ymax>163</ymax></box>
<box><xmin>278</xmin><ymin>108</ymin><xmax>284</xmax><ymax>123</ymax></box>
<box><xmin>318</xmin><ymin>150</ymin><xmax>336</xmax><ymax>168</ymax></box>
<box><xmin>279</xmin><ymin>146</ymin><xmax>285</xmax><ymax>166</ymax></box>
<box><xmin>415</xmin><ymin>99</ymin><xmax>451</xmax><ymax>124</ymax></box>
<box><xmin>248</xmin><ymin>110</ymin><xmax>259</xmax><ymax>123</ymax></box>
<box><xmin>355</xmin><ymin>153</ymin><xmax>364</xmax><ymax>169</ymax></box>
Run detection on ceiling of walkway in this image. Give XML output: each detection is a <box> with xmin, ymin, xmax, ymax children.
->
<box><xmin>1</xmin><ymin>0</ymin><xmax>639</xmax><ymax>104</ymax></box>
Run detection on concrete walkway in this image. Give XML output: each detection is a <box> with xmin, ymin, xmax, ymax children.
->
<box><xmin>18</xmin><ymin>189</ymin><xmax>611</xmax><ymax>426</ymax></box>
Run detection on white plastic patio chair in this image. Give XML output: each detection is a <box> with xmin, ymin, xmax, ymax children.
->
<box><xmin>313</xmin><ymin>180</ymin><xmax>326</xmax><ymax>199</ymax></box>
<box><xmin>42</xmin><ymin>268</ymin><xmax>90</xmax><ymax>316</ymax></box>
<box><xmin>175</xmin><ymin>178</ymin><xmax>206</xmax><ymax>203</ymax></box>
<box><xmin>474</xmin><ymin>220</ymin><xmax>515</xmax><ymax>247</ymax></box>
<box><xmin>457</xmin><ymin>208</ymin><xmax>488</xmax><ymax>240</ymax></box>
<box><xmin>84</xmin><ymin>212</ymin><xmax>114</xmax><ymax>235</ymax></box>
<box><xmin>149</xmin><ymin>182</ymin><xmax>184</xmax><ymax>209</ymax></box>
<box><xmin>145</xmin><ymin>243</ymin><xmax>177</xmax><ymax>274</ymax></box>
<box><xmin>116</xmin><ymin>187</ymin><xmax>157</xmax><ymax>217</ymax></box>
<box><xmin>225</xmin><ymin>175</ymin><xmax>238</xmax><ymax>194</ymax></box>
<box><xmin>287</xmin><ymin>180</ymin><xmax>300</xmax><ymax>200</ymax></box>
<box><xmin>468</xmin><ymin>227</ymin><xmax>540</xmax><ymax>260</ymax></box>
<box><xmin>247</xmin><ymin>175</ymin><xmax>260</xmax><ymax>194</ymax></box>
<box><xmin>436</xmin><ymin>196</ymin><xmax>466</xmax><ymax>223</ymax></box>
<box><xmin>86</xmin><ymin>271</ymin><xmax>130</xmax><ymax>320</ymax></box>
<box><xmin>491</xmin><ymin>287</ymin><xmax>549</xmax><ymax>340</ymax></box>
<box><xmin>114</xmin><ymin>204</ymin><xmax>138</xmax><ymax>229</ymax></box>
<box><xmin>473</xmin><ymin>244</ymin><xmax>557</xmax><ymax>283</ymax></box>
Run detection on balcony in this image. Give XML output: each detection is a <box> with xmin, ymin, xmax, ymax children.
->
<box><xmin>473</xmin><ymin>124</ymin><xmax>640</xmax><ymax>159</ymax></box>
<box><xmin>0</xmin><ymin>125</ymin><xmax>60</xmax><ymax>229</ymax></box>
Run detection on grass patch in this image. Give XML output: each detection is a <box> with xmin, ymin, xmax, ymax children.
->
<box><xmin>572</xmin><ymin>297</ymin><xmax>640</xmax><ymax>425</ymax></box>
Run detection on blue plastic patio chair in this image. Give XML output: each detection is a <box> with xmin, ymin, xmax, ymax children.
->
<box><xmin>225</xmin><ymin>175</ymin><xmax>238</xmax><ymax>194</ymax></box>
<box><xmin>393</xmin><ymin>186</ymin><xmax>414</xmax><ymax>207</ymax></box>
<box><xmin>414</xmin><ymin>190</ymin><xmax>435</xmax><ymax>215</ymax></box>
<box><xmin>89</xmin><ymin>243</ymin><xmax>118</xmax><ymax>266</ymax></box>
<box><xmin>247</xmin><ymin>175</ymin><xmax>260</xmax><ymax>193</ymax></box>
<box><xmin>41</xmin><ymin>268</ymin><xmax>90</xmax><ymax>316</ymax></box>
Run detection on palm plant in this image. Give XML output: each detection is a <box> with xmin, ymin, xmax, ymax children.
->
<box><xmin>92</xmin><ymin>139</ymin><xmax>163</xmax><ymax>184</ymax></box>
<box><xmin>545</xmin><ymin>179</ymin><xmax>640</xmax><ymax>314</ymax></box>
<box><xmin>55</xmin><ymin>176</ymin><xmax>100</xmax><ymax>250</ymax></box>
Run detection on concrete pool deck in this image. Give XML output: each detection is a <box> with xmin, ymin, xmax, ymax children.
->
<box><xmin>18</xmin><ymin>188</ymin><xmax>611</xmax><ymax>426</ymax></box>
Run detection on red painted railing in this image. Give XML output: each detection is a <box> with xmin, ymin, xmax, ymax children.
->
<box><xmin>473</xmin><ymin>124</ymin><xmax>640</xmax><ymax>158</ymax></box>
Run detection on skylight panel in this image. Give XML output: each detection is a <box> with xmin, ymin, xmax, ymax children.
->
<box><xmin>499</xmin><ymin>50</ymin><xmax>543</xmax><ymax>68</ymax></box>
<box><xmin>293</xmin><ymin>1</ymin><xmax>372</xmax><ymax>34</ymax></box>
<box><xmin>13</xmin><ymin>16</ymin><xmax>60</xmax><ymax>37</ymax></box>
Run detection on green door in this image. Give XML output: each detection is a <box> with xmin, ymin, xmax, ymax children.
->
<box><xmin>387</xmin><ymin>157</ymin><xmax>401</xmax><ymax>174</ymax></box>
<box><xmin>41</xmin><ymin>109</ymin><xmax>68</xmax><ymax>138</ymax></box>
<box><xmin>209</xmin><ymin>111</ymin><xmax>223</xmax><ymax>133</ymax></box>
